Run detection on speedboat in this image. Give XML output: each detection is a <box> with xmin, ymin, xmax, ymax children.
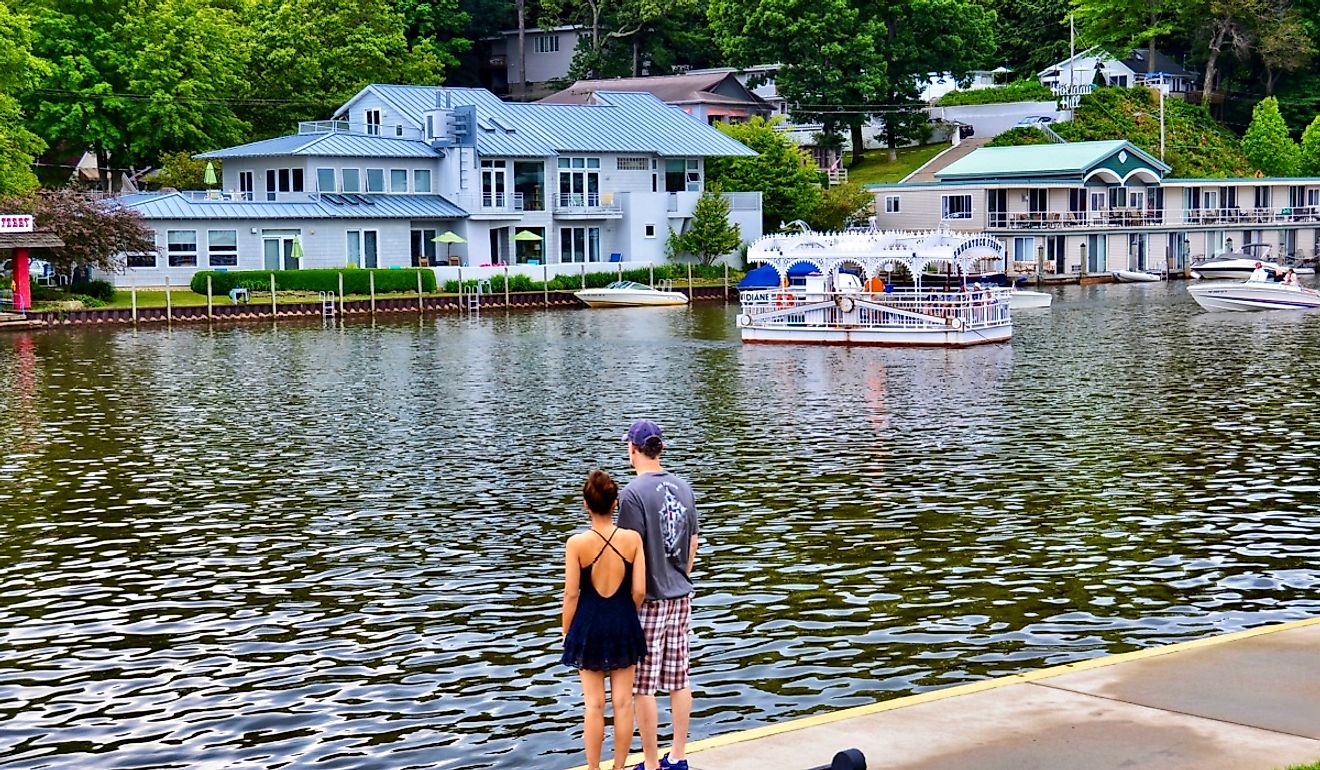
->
<box><xmin>1008</xmin><ymin>289</ymin><xmax>1052</xmax><ymax>308</ymax></box>
<box><xmin>574</xmin><ymin>280</ymin><xmax>689</xmax><ymax>308</ymax></box>
<box><xmin>1112</xmin><ymin>269</ymin><xmax>1161</xmax><ymax>283</ymax></box>
<box><xmin>1191</xmin><ymin>244</ymin><xmax>1279</xmax><ymax>280</ymax></box>
<box><xmin>1187</xmin><ymin>278</ymin><xmax>1320</xmax><ymax>311</ymax></box>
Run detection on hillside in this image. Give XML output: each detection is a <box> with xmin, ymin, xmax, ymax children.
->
<box><xmin>989</xmin><ymin>87</ymin><xmax>1255</xmax><ymax>178</ymax></box>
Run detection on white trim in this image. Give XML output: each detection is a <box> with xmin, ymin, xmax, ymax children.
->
<box><xmin>1121</xmin><ymin>168</ymin><xmax>1161</xmax><ymax>185</ymax></box>
<box><xmin>1083</xmin><ymin>168</ymin><xmax>1122</xmax><ymax>184</ymax></box>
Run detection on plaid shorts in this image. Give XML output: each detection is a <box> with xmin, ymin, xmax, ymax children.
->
<box><xmin>634</xmin><ymin>595</ymin><xmax>692</xmax><ymax>695</ymax></box>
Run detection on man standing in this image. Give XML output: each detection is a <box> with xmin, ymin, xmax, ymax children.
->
<box><xmin>617</xmin><ymin>419</ymin><xmax>698</xmax><ymax>770</ymax></box>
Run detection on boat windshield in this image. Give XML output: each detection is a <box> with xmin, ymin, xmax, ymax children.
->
<box><xmin>605</xmin><ymin>281</ymin><xmax>651</xmax><ymax>290</ymax></box>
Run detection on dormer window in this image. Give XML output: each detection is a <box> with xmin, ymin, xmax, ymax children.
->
<box><xmin>366</xmin><ymin>109</ymin><xmax>381</xmax><ymax>136</ymax></box>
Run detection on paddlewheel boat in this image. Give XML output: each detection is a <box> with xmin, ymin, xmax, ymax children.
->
<box><xmin>736</xmin><ymin>229</ymin><xmax>1013</xmax><ymax>347</ymax></box>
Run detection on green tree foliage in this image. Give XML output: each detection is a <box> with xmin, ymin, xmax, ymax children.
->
<box><xmin>977</xmin><ymin>0</ymin><xmax>1070</xmax><ymax>74</ymax></box>
<box><xmin>152</xmin><ymin>151</ymin><xmax>217</xmax><ymax>190</ymax></box>
<box><xmin>670</xmin><ymin>192</ymin><xmax>741</xmax><ymax>265</ymax></box>
<box><xmin>1258</xmin><ymin>8</ymin><xmax>1313</xmax><ymax>94</ymax></box>
<box><xmin>0</xmin><ymin>0</ymin><xmax>45</xmax><ymax>194</ymax></box>
<box><xmin>1241</xmin><ymin>96</ymin><xmax>1301</xmax><ymax>175</ymax></box>
<box><xmin>1300</xmin><ymin>115</ymin><xmax>1320</xmax><ymax>175</ymax></box>
<box><xmin>707</xmin><ymin>117</ymin><xmax>822</xmax><ymax>232</ymax></box>
<box><xmin>1072</xmin><ymin>0</ymin><xmax>1180</xmax><ymax>71</ymax></box>
<box><xmin>809</xmin><ymin>182</ymin><xmax>874</xmax><ymax>231</ymax></box>
<box><xmin>545</xmin><ymin>0</ymin><xmax>699</xmax><ymax>79</ymax></box>
<box><xmin>709</xmin><ymin>0</ymin><xmax>885</xmax><ymax>164</ymax></box>
<box><xmin>1050</xmin><ymin>87</ymin><xmax>1254</xmax><ymax>176</ymax></box>
<box><xmin>935</xmin><ymin>80</ymin><xmax>1055</xmax><ymax>106</ymax></box>
<box><xmin>986</xmin><ymin>126</ymin><xmax>1056</xmax><ymax>146</ymax></box>
<box><xmin>0</xmin><ymin>189</ymin><xmax>156</xmax><ymax>272</ymax></box>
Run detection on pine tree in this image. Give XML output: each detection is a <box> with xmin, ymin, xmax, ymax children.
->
<box><xmin>1300</xmin><ymin>115</ymin><xmax>1320</xmax><ymax>176</ymax></box>
<box><xmin>1241</xmin><ymin>97</ymin><xmax>1301</xmax><ymax>177</ymax></box>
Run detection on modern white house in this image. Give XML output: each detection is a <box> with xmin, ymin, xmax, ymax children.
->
<box><xmin>112</xmin><ymin>85</ymin><xmax>762</xmax><ymax>287</ymax></box>
<box><xmin>870</xmin><ymin>140</ymin><xmax>1320</xmax><ymax>276</ymax></box>
<box><xmin>543</xmin><ymin>71</ymin><xmax>773</xmax><ymax>125</ymax></box>
<box><xmin>1039</xmin><ymin>48</ymin><xmax>1196</xmax><ymax>95</ymax></box>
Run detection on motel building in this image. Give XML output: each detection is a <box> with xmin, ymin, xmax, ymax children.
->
<box><xmin>110</xmin><ymin>85</ymin><xmax>762</xmax><ymax>287</ymax></box>
<box><xmin>870</xmin><ymin>140</ymin><xmax>1320</xmax><ymax>276</ymax></box>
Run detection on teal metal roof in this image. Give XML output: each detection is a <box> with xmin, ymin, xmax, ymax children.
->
<box><xmin>117</xmin><ymin>193</ymin><xmax>466</xmax><ymax>220</ymax></box>
<box><xmin>197</xmin><ymin>132</ymin><xmax>440</xmax><ymax>159</ymax></box>
<box><xmin>337</xmin><ymin>85</ymin><xmax>756</xmax><ymax>158</ymax></box>
<box><xmin>936</xmin><ymin>140</ymin><xmax>1169</xmax><ymax>181</ymax></box>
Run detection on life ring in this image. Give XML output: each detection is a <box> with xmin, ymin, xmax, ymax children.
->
<box><xmin>835</xmin><ymin>295</ymin><xmax>856</xmax><ymax>314</ymax></box>
<box><xmin>736</xmin><ymin>313</ymin><xmax>752</xmax><ymax>327</ymax></box>
<box><xmin>774</xmin><ymin>291</ymin><xmax>794</xmax><ymax>309</ymax></box>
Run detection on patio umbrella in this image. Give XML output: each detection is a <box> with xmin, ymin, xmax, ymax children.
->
<box><xmin>204</xmin><ymin>161</ymin><xmax>217</xmax><ymax>187</ymax></box>
<box><xmin>289</xmin><ymin>235</ymin><xmax>304</xmax><ymax>262</ymax></box>
<box><xmin>432</xmin><ymin>230</ymin><xmax>466</xmax><ymax>263</ymax></box>
<box><xmin>513</xmin><ymin>229</ymin><xmax>543</xmax><ymax>263</ymax></box>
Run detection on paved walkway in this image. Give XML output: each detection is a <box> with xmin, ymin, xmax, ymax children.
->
<box><xmin>572</xmin><ymin>617</ymin><xmax>1320</xmax><ymax>770</ymax></box>
<box><xmin>902</xmin><ymin>137</ymin><xmax>990</xmax><ymax>183</ymax></box>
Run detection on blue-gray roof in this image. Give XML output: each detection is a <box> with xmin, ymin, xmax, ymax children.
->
<box><xmin>117</xmin><ymin>193</ymin><xmax>466</xmax><ymax>220</ymax></box>
<box><xmin>337</xmin><ymin>85</ymin><xmax>757</xmax><ymax>158</ymax></box>
<box><xmin>197</xmin><ymin>132</ymin><xmax>440</xmax><ymax>159</ymax></box>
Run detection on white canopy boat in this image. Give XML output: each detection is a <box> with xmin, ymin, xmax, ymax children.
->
<box><xmin>738</xmin><ymin>228</ymin><xmax>1013</xmax><ymax>346</ymax></box>
<box><xmin>574</xmin><ymin>280</ymin><xmax>689</xmax><ymax>308</ymax></box>
<box><xmin>1112</xmin><ymin>269</ymin><xmax>1161</xmax><ymax>283</ymax></box>
<box><xmin>1191</xmin><ymin>244</ymin><xmax>1283</xmax><ymax>280</ymax></box>
<box><xmin>1008</xmin><ymin>289</ymin><xmax>1052</xmax><ymax>308</ymax></box>
<box><xmin>1188</xmin><ymin>275</ymin><xmax>1320</xmax><ymax>311</ymax></box>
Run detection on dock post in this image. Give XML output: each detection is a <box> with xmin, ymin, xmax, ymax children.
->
<box><xmin>417</xmin><ymin>270</ymin><xmax>424</xmax><ymax>315</ymax></box>
<box><xmin>165</xmin><ymin>276</ymin><xmax>173</xmax><ymax>325</ymax></box>
<box><xmin>543</xmin><ymin>264</ymin><xmax>549</xmax><ymax>306</ymax></box>
<box><xmin>504</xmin><ymin>265</ymin><xmax>510</xmax><ymax>308</ymax></box>
<box><xmin>1079</xmin><ymin>243</ymin><xmax>1088</xmax><ymax>280</ymax></box>
<box><xmin>131</xmin><ymin>281</ymin><xmax>138</xmax><ymax>326</ymax></box>
<box><xmin>617</xmin><ymin>262</ymin><xmax>623</xmax><ymax>282</ymax></box>
<box><xmin>270</xmin><ymin>273</ymin><xmax>276</xmax><ymax>319</ymax></box>
<box><xmin>724</xmin><ymin>262</ymin><xmax>730</xmax><ymax>301</ymax></box>
<box><xmin>1035</xmin><ymin>245</ymin><xmax>1045</xmax><ymax>288</ymax></box>
<box><xmin>369</xmin><ymin>272</ymin><xmax>376</xmax><ymax>317</ymax></box>
<box><xmin>649</xmin><ymin>263</ymin><xmax>654</xmax><ymax>288</ymax></box>
<box><xmin>687</xmin><ymin>262</ymin><xmax>693</xmax><ymax>297</ymax></box>
<box><xmin>581</xmin><ymin>262</ymin><xmax>586</xmax><ymax>290</ymax></box>
<box><xmin>206</xmin><ymin>275</ymin><xmax>213</xmax><ymax>320</ymax></box>
<box><xmin>338</xmin><ymin>272</ymin><xmax>345</xmax><ymax>315</ymax></box>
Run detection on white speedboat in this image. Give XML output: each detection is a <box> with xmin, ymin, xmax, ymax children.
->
<box><xmin>574</xmin><ymin>280</ymin><xmax>689</xmax><ymax>307</ymax></box>
<box><xmin>1187</xmin><ymin>279</ymin><xmax>1320</xmax><ymax>311</ymax></box>
<box><xmin>1191</xmin><ymin>244</ymin><xmax>1279</xmax><ymax>280</ymax></box>
<box><xmin>1008</xmin><ymin>289</ymin><xmax>1052</xmax><ymax>308</ymax></box>
<box><xmin>1112</xmin><ymin>269</ymin><xmax>1161</xmax><ymax>283</ymax></box>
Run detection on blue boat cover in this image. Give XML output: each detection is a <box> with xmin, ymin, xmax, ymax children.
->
<box><xmin>737</xmin><ymin>263</ymin><xmax>781</xmax><ymax>289</ymax></box>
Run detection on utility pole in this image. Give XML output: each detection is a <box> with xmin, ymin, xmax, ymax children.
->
<box><xmin>1159</xmin><ymin>83</ymin><xmax>1165</xmax><ymax>161</ymax></box>
<box><xmin>1069</xmin><ymin>14</ymin><xmax>1075</xmax><ymax>88</ymax></box>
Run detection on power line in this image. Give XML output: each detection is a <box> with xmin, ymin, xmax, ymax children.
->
<box><xmin>30</xmin><ymin>89</ymin><xmax>332</xmax><ymax>107</ymax></box>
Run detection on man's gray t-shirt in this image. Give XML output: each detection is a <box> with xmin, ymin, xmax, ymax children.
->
<box><xmin>617</xmin><ymin>471</ymin><xmax>698</xmax><ymax>601</ymax></box>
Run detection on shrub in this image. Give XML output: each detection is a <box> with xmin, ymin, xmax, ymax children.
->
<box><xmin>70</xmin><ymin>293</ymin><xmax>107</xmax><ymax>308</ymax></box>
<box><xmin>987</xmin><ymin>127</ymin><xmax>1056</xmax><ymax>147</ymax></box>
<box><xmin>69</xmin><ymin>278</ymin><xmax>115</xmax><ymax>301</ymax></box>
<box><xmin>191</xmin><ymin>268</ymin><xmax>436</xmax><ymax>296</ymax></box>
<box><xmin>442</xmin><ymin>264</ymin><xmax>734</xmax><ymax>294</ymax></box>
<box><xmin>935</xmin><ymin>80</ymin><xmax>1055</xmax><ymax>106</ymax></box>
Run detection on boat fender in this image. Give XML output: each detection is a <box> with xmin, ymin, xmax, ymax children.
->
<box><xmin>736</xmin><ymin>313</ymin><xmax>752</xmax><ymax>327</ymax></box>
<box><xmin>945</xmin><ymin>315</ymin><xmax>965</xmax><ymax>330</ymax></box>
<box><xmin>835</xmin><ymin>295</ymin><xmax>856</xmax><ymax>314</ymax></box>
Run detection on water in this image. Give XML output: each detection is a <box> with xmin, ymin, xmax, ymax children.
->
<box><xmin>2</xmin><ymin>282</ymin><xmax>1320</xmax><ymax>769</ymax></box>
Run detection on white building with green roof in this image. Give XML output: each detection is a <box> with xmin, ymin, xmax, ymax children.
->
<box><xmin>871</xmin><ymin>140</ymin><xmax>1320</xmax><ymax>276</ymax></box>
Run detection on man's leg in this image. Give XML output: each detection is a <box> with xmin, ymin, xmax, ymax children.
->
<box><xmin>668</xmin><ymin>688</ymin><xmax>690</xmax><ymax>761</ymax></box>
<box><xmin>663</xmin><ymin>595</ymin><xmax>693</xmax><ymax>763</ymax></box>
<box><xmin>634</xmin><ymin>600</ymin><xmax>664</xmax><ymax>769</ymax></box>
<box><xmin>636</xmin><ymin>693</ymin><xmax>660</xmax><ymax>769</ymax></box>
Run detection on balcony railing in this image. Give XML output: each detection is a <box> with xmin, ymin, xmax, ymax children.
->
<box><xmin>988</xmin><ymin>206</ymin><xmax>1320</xmax><ymax>230</ymax></box>
<box><xmin>297</xmin><ymin>119</ymin><xmax>425</xmax><ymax>141</ymax></box>
<box><xmin>553</xmin><ymin>193</ymin><xmax>621</xmax><ymax>213</ymax></box>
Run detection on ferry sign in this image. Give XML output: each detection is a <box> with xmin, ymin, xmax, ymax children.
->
<box><xmin>0</xmin><ymin>214</ymin><xmax>34</xmax><ymax>233</ymax></box>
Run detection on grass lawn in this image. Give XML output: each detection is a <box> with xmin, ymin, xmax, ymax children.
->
<box><xmin>1283</xmin><ymin>763</ymin><xmax>1320</xmax><ymax>769</ymax></box>
<box><xmin>844</xmin><ymin>143</ymin><xmax>949</xmax><ymax>186</ymax></box>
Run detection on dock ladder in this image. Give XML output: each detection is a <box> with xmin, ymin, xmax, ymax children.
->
<box><xmin>319</xmin><ymin>291</ymin><xmax>336</xmax><ymax>318</ymax></box>
<box><xmin>462</xmin><ymin>280</ymin><xmax>487</xmax><ymax>315</ymax></box>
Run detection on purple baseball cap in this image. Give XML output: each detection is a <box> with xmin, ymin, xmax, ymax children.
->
<box><xmin>624</xmin><ymin>419</ymin><xmax>664</xmax><ymax>446</ymax></box>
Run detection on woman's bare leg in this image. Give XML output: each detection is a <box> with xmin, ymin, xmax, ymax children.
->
<box><xmin>580</xmin><ymin>670</ymin><xmax>607</xmax><ymax>769</ymax></box>
<box><xmin>608</xmin><ymin>666</ymin><xmax>636</xmax><ymax>769</ymax></box>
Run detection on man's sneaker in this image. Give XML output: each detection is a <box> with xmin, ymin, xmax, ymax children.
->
<box><xmin>660</xmin><ymin>755</ymin><xmax>688</xmax><ymax>770</ymax></box>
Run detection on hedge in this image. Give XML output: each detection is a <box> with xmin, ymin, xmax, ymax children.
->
<box><xmin>191</xmin><ymin>268</ymin><xmax>436</xmax><ymax>296</ymax></box>
<box><xmin>935</xmin><ymin>80</ymin><xmax>1055</xmax><ymax>107</ymax></box>
<box><xmin>442</xmin><ymin>264</ymin><xmax>735</xmax><ymax>294</ymax></box>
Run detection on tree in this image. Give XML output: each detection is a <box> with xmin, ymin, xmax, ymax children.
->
<box><xmin>1241</xmin><ymin>96</ymin><xmax>1300</xmax><ymax>175</ymax></box>
<box><xmin>706</xmin><ymin>117</ymin><xmax>822</xmax><ymax>232</ymax></box>
<box><xmin>809</xmin><ymin>182</ymin><xmax>874</xmax><ymax>231</ymax></box>
<box><xmin>977</xmin><ymin>0</ymin><xmax>1070</xmax><ymax>75</ymax></box>
<box><xmin>544</xmin><ymin>0</ymin><xmax>698</xmax><ymax>79</ymax></box>
<box><xmin>1257</xmin><ymin>5</ymin><xmax>1312</xmax><ymax>94</ymax></box>
<box><xmin>1300</xmin><ymin>115</ymin><xmax>1320</xmax><ymax>175</ymax></box>
<box><xmin>0</xmin><ymin>0</ymin><xmax>45</xmax><ymax>194</ymax></box>
<box><xmin>152</xmin><ymin>151</ymin><xmax>217</xmax><ymax>190</ymax></box>
<box><xmin>1072</xmin><ymin>0</ymin><xmax>1180</xmax><ymax>77</ymax></box>
<box><xmin>1193</xmin><ymin>0</ymin><xmax>1266</xmax><ymax>106</ymax></box>
<box><xmin>0</xmin><ymin>189</ymin><xmax>157</xmax><ymax>273</ymax></box>
<box><xmin>671</xmin><ymin>192</ymin><xmax>742</xmax><ymax>265</ymax></box>
<box><xmin>709</xmin><ymin>0</ymin><xmax>885</xmax><ymax>165</ymax></box>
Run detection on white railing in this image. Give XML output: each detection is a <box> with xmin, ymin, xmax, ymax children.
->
<box><xmin>740</xmin><ymin>288</ymin><xmax>1011</xmax><ymax>330</ymax></box>
<box><xmin>989</xmin><ymin>206</ymin><xmax>1320</xmax><ymax>230</ymax></box>
<box><xmin>722</xmin><ymin>191</ymin><xmax>762</xmax><ymax>212</ymax></box>
<box><xmin>553</xmin><ymin>193</ymin><xmax>621</xmax><ymax>212</ymax></box>
<box><xmin>297</xmin><ymin>120</ymin><xmax>425</xmax><ymax>141</ymax></box>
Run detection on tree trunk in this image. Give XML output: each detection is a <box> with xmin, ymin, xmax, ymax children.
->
<box><xmin>516</xmin><ymin>0</ymin><xmax>526</xmax><ymax>99</ymax></box>
<box><xmin>96</xmin><ymin>146</ymin><xmax>111</xmax><ymax>192</ymax></box>
<box><xmin>1201</xmin><ymin>23</ymin><xmax>1228</xmax><ymax>108</ymax></box>
<box><xmin>633</xmin><ymin>37</ymin><xmax>640</xmax><ymax>77</ymax></box>
<box><xmin>850</xmin><ymin>122</ymin><xmax>866</xmax><ymax>166</ymax></box>
<box><xmin>1265</xmin><ymin>67</ymin><xmax>1277</xmax><ymax>95</ymax></box>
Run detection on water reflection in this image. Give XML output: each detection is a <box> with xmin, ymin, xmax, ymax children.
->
<box><xmin>1</xmin><ymin>285</ymin><xmax>1320</xmax><ymax>769</ymax></box>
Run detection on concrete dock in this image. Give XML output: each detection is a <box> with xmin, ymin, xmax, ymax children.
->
<box><xmin>573</xmin><ymin>617</ymin><xmax>1320</xmax><ymax>770</ymax></box>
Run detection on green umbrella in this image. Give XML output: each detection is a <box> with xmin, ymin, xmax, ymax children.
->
<box><xmin>513</xmin><ymin>229</ymin><xmax>543</xmax><ymax>241</ymax></box>
<box><xmin>203</xmin><ymin>161</ymin><xmax>217</xmax><ymax>187</ymax></box>
<box><xmin>432</xmin><ymin>231</ymin><xmax>465</xmax><ymax>263</ymax></box>
<box><xmin>290</xmin><ymin>236</ymin><xmax>304</xmax><ymax>262</ymax></box>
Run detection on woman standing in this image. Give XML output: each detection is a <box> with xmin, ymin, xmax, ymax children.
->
<box><xmin>563</xmin><ymin>470</ymin><xmax>648</xmax><ymax>770</ymax></box>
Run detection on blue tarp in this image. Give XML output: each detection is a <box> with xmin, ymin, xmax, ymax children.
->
<box><xmin>737</xmin><ymin>262</ymin><xmax>824</xmax><ymax>289</ymax></box>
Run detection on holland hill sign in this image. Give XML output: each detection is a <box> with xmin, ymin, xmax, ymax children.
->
<box><xmin>0</xmin><ymin>214</ymin><xmax>35</xmax><ymax>233</ymax></box>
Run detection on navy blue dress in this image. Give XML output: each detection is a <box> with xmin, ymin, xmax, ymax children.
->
<box><xmin>562</xmin><ymin>528</ymin><xmax>648</xmax><ymax>672</ymax></box>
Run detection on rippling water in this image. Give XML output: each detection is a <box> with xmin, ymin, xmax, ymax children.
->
<box><xmin>3</xmin><ymin>282</ymin><xmax>1320</xmax><ymax>769</ymax></box>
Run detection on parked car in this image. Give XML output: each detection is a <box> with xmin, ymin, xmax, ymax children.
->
<box><xmin>1015</xmin><ymin>116</ymin><xmax>1055</xmax><ymax>127</ymax></box>
<box><xmin>956</xmin><ymin>122</ymin><xmax>975</xmax><ymax>139</ymax></box>
<box><xmin>0</xmin><ymin>258</ymin><xmax>55</xmax><ymax>282</ymax></box>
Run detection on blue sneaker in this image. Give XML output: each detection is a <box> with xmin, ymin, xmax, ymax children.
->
<box><xmin>660</xmin><ymin>755</ymin><xmax>688</xmax><ymax>770</ymax></box>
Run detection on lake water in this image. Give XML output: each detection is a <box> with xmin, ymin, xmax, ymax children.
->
<box><xmin>3</xmin><ymin>283</ymin><xmax>1320</xmax><ymax>769</ymax></box>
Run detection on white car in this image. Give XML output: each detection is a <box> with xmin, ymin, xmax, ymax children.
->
<box><xmin>0</xmin><ymin>258</ymin><xmax>55</xmax><ymax>281</ymax></box>
<box><xmin>1016</xmin><ymin>116</ymin><xmax>1055</xmax><ymax>127</ymax></box>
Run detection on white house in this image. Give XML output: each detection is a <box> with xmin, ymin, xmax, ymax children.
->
<box><xmin>1039</xmin><ymin>47</ymin><xmax>1196</xmax><ymax>94</ymax></box>
<box><xmin>483</xmin><ymin>25</ymin><xmax>587</xmax><ymax>99</ymax></box>
<box><xmin>112</xmin><ymin>85</ymin><xmax>762</xmax><ymax>287</ymax></box>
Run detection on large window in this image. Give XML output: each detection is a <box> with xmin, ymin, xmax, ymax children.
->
<box><xmin>1086</xmin><ymin>234</ymin><xmax>1107</xmax><ymax>273</ymax></box>
<box><xmin>167</xmin><ymin>230</ymin><xmax>198</xmax><ymax>267</ymax></box>
<box><xmin>239</xmin><ymin>171</ymin><xmax>253</xmax><ymax>201</ymax></box>
<box><xmin>207</xmin><ymin>230</ymin><xmax>238</xmax><ymax>267</ymax></box>
<box><xmin>941</xmin><ymin>194</ymin><xmax>972</xmax><ymax>220</ymax></box>
<box><xmin>342</xmin><ymin>168</ymin><xmax>361</xmax><ymax>193</ymax></box>
<box><xmin>664</xmin><ymin>159</ymin><xmax>701</xmax><ymax>193</ymax></box>
<box><xmin>411</xmin><ymin>229</ymin><xmax>438</xmax><ymax>266</ymax></box>
<box><xmin>481</xmin><ymin>159</ymin><xmax>508</xmax><ymax>207</ymax></box>
<box><xmin>1027</xmin><ymin>188</ymin><xmax>1048</xmax><ymax>213</ymax></box>
<box><xmin>413</xmin><ymin>169</ymin><xmax>432</xmax><ymax>193</ymax></box>
<box><xmin>515</xmin><ymin>161</ymin><xmax>544</xmax><ymax>211</ymax></box>
<box><xmin>560</xmin><ymin>226</ymin><xmax>601</xmax><ymax>263</ymax></box>
<box><xmin>346</xmin><ymin>230</ymin><xmax>379</xmax><ymax>268</ymax></box>
<box><xmin>617</xmin><ymin>157</ymin><xmax>649</xmax><ymax>171</ymax></box>
<box><xmin>534</xmin><ymin>35</ymin><xmax>559</xmax><ymax>53</ymax></box>
<box><xmin>558</xmin><ymin>157</ymin><xmax>600</xmax><ymax>206</ymax></box>
<box><xmin>365</xmin><ymin>109</ymin><xmax>381</xmax><ymax>136</ymax></box>
<box><xmin>390</xmin><ymin>169</ymin><xmax>408</xmax><ymax>193</ymax></box>
<box><xmin>316</xmin><ymin>168</ymin><xmax>336</xmax><ymax>193</ymax></box>
<box><xmin>1013</xmin><ymin>236</ymin><xmax>1035</xmax><ymax>263</ymax></box>
<box><xmin>366</xmin><ymin>168</ymin><xmax>385</xmax><ymax>193</ymax></box>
